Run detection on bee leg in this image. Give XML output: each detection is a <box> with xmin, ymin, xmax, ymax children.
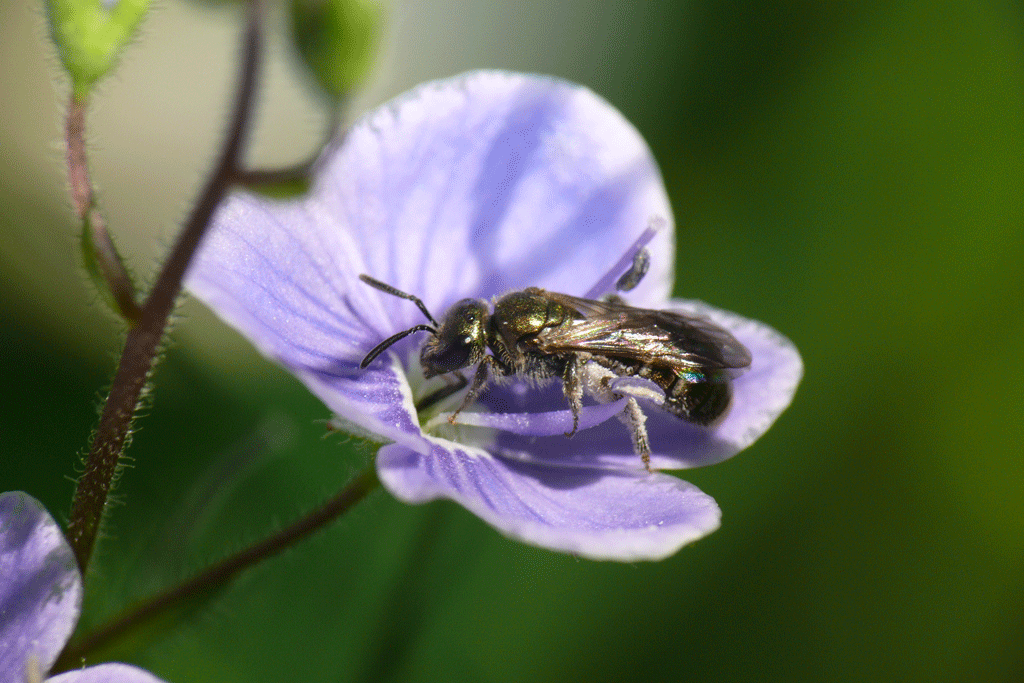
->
<box><xmin>449</xmin><ymin>359</ymin><xmax>492</xmax><ymax>424</ymax></box>
<box><xmin>562</xmin><ymin>356</ymin><xmax>583</xmax><ymax>437</ymax></box>
<box><xmin>617</xmin><ymin>397</ymin><xmax>652</xmax><ymax>472</ymax></box>
<box><xmin>415</xmin><ymin>371</ymin><xmax>469</xmax><ymax>412</ymax></box>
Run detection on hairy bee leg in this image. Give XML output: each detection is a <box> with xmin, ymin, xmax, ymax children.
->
<box><xmin>617</xmin><ymin>397</ymin><xmax>652</xmax><ymax>472</ymax></box>
<box><xmin>448</xmin><ymin>359</ymin><xmax>492</xmax><ymax>424</ymax></box>
<box><xmin>562</xmin><ymin>356</ymin><xmax>584</xmax><ymax>437</ymax></box>
<box><xmin>415</xmin><ymin>372</ymin><xmax>469</xmax><ymax>412</ymax></box>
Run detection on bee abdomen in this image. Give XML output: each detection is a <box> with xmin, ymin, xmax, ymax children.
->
<box><xmin>664</xmin><ymin>370</ymin><xmax>733</xmax><ymax>426</ymax></box>
<box><xmin>588</xmin><ymin>356</ymin><xmax>734</xmax><ymax>426</ymax></box>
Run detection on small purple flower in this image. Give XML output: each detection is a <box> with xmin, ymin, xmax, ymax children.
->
<box><xmin>186</xmin><ymin>71</ymin><xmax>802</xmax><ymax>561</ymax></box>
<box><xmin>0</xmin><ymin>491</ymin><xmax>167</xmax><ymax>683</ymax></box>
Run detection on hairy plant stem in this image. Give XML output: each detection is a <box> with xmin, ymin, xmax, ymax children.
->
<box><xmin>232</xmin><ymin>96</ymin><xmax>347</xmax><ymax>189</ymax></box>
<box><xmin>65</xmin><ymin>0</ymin><xmax>265</xmax><ymax>574</ymax></box>
<box><xmin>66</xmin><ymin>96</ymin><xmax>142</xmax><ymax>325</ymax></box>
<box><xmin>53</xmin><ymin>467</ymin><xmax>380</xmax><ymax>673</ymax></box>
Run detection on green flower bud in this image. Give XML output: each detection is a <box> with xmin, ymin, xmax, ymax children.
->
<box><xmin>47</xmin><ymin>0</ymin><xmax>149</xmax><ymax>99</ymax></box>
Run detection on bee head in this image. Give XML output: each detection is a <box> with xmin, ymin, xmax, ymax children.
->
<box><xmin>420</xmin><ymin>299</ymin><xmax>488</xmax><ymax>377</ymax></box>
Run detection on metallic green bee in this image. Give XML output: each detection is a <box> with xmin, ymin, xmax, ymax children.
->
<box><xmin>359</xmin><ymin>267</ymin><xmax>751</xmax><ymax>470</ymax></box>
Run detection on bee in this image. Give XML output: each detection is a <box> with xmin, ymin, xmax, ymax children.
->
<box><xmin>358</xmin><ymin>263</ymin><xmax>751</xmax><ymax>470</ymax></box>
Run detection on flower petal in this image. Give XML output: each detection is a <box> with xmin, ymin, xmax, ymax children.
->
<box><xmin>313</xmin><ymin>70</ymin><xmax>675</xmax><ymax>308</ymax></box>
<box><xmin>0</xmin><ymin>492</ymin><xmax>81</xmax><ymax>682</ymax></box>
<box><xmin>184</xmin><ymin>70</ymin><xmax>797</xmax><ymax>561</ymax></box>
<box><xmin>48</xmin><ymin>662</ymin><xmax>168</xmax><ymax>683</ymax></box>
<box><xmin>432</xmin><ymin>399</ymin><xmax>627</xmax><ymax>436</ymax></box>
<box><xmin>186</xmin><ymin>71</ymin><xmax>673</xmax><ymax>440</ymax></box>
<box><xmin>377</xmin><ymin>443</ymin><xmax>721</xmax><ymax>561</ymax></box>
<box><xmin>681</xmin><ymin>300</ymin><xmax>804</xmax><ymax>463</ymax></box>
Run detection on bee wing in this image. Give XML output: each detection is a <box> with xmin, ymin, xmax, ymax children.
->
<box><xmin>537</xmin><ymin>292</ymin><xmax>752</xmax><ymax>370</ymax></box>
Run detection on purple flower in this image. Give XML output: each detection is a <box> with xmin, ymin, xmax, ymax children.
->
<box><xmin>186</xmin><ymin>71</ymin><xmax>802</xmax><ymax>561</ymax></box>
<box><xmin>0</xmin><ymin>491</ymin><xmax>167</xmax><ymax>683</ymax></box>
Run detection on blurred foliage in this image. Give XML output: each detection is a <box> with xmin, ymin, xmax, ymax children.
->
<box><xmin>290</xmin><ymin>0</ymin><xmax>383</xmax><ymax>97</ymax></box>
<box><xmin>1</xmin><ymin>1</ymin><xmax>1022</xmax><ymax>682</ymax></box>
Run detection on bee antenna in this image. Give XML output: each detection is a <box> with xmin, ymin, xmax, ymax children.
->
<box><xmin>360</xmin><ymin>324</ymin><xmax>437</xmax><ymax>369</ymax></box>
<box><xmin>359</xmin><ymin>274</ymin><xmax>440</xmax><ymax>327</ymax></box>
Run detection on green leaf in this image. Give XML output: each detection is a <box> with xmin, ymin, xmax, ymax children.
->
<box><xmin>80</xmin><ymin>211</ymin><xmax>141</xmax><ymax>324</ymax></box>
<box><xmin>290</xmin><ymin>0</ymin><xmax>384</xmax><ymax>98</ymax></box>
<box><xmin>47</xmin><ymin>0</ymin><xmax>149</xmax><ymax>98</ymax></box>
<box><xmin>244</xmin><ymin>174</ymin><xmax>314</xmax><ymax>199</ymax></box>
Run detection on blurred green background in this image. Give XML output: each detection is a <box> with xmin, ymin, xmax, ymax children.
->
<box><xmin>2</xmin><ymin>1</ymin><xmax>1022</xmax><ymax>681</ymax></box>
